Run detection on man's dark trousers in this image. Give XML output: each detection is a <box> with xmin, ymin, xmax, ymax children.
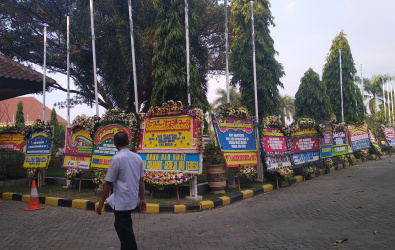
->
<box><xmin>114</xmin><ymin>210</ymin><xmax>138</xmax><ymax>250</ymax></box>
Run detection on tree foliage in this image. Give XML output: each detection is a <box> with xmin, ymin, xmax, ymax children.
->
<box><xmin>151</xmin><ymin>0</ymin><xmax>209</xmax><ymax>111</ymax></box>
<box><xmin>279</xmin><ymin>94</ymin><xmax>295</xmax><ymax>124</ymax></box>
<box><xmin>322</xmin><ymin>31</ymin><xmax>365</xmax><ymax>123</ymax></box>
<box><xmin>210</xmin><ymin>87</ymin><xmax>241</xmax><ymax>113</ymax></box>
<box><xmin>0</xmin><ymin>0</ymin><xmax>228</xmax><ymax>113</ymax></box>
<box><xmin>49</xmin><ymin>108</ymin><xmax>64</xmax><ymax>154</ymax></box>
<box><xmin>230</xmin><ymin>0</ymin><xmax>284</xmax><ymax>122</ymax></box>
<box><xmin>295</xmin><ymin>68</ymin><xmax>331</xmax><ymax>123</ymax></box>
<box><xmin>15</xmin><ymin>101</ymin><xmax>25</xmax><ymax>131</ymax></box>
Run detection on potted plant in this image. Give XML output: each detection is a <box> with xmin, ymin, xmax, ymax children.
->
<box><xmin>203</xmin><ymin>142</ymin><xmax>227</xmax><ymax>194</ymax></box>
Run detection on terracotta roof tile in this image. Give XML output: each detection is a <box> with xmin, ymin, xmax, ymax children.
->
<box><xmin>0</xmin><ymin>55</ymin><xmax>56</xmax><ymax>84</ymax></box>
<box><xmin>0</xmin><ymin>97</ymin><xmax>67</xmax><ymax>124</ymax></box>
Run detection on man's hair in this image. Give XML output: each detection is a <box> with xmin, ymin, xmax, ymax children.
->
<box><xmin>114</xmin><ymin>132</ymin><xmax>130</xmax><ymax>147</ymax></box>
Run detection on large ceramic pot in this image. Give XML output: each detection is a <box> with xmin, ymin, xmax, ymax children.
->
<box><xmin>207</xmin><ymin>164</ymin><xmax>226</xmax><ymax>194</ymax></box>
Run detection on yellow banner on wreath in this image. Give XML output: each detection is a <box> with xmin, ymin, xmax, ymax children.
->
<box><xmin>63</xmin><ymin>155</ymin><xmax>91</xmax><ymax>170</ymax></box>
<box><xmin>23</xmin><ymin>155</ymin><xmax>50</xmax><ymax>169</ymax></box>
<box><xmin>223</xmin><ymin>151</ymin><xmax>259</xmax><ymax>167</ymax></box>
<box><xmin>90</xmin><ymin>155</ymin><xmax>112</xmax><ymax>169</ymax></box>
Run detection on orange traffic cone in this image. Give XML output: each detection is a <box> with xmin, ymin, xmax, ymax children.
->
<box><xmin>25</xmin><ymin>180</ymin><xmax>44</xmax><ymax>211</ymax></box>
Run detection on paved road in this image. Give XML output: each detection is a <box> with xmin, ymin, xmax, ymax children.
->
<box><xmin>1</xmin><ymin>156</ymin><xmax>395</xmax><ymax>249</ymax></box>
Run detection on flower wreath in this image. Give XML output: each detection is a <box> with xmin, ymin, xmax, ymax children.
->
<box><xmin>22</xmin><ymin>119</ymin><xmax>53</xmax><ymax>139</ymax></box>
<box><xmin>236</xmin><ymin>165</ymin><xmax>256</xmax><ymax>182</ymax></box>
<box><xmin>261</xmin><ymin>116</ymin><xmax>287</xmax><ymax>134</ymax></box>
<box><xmin>0</xmin><ymin>124</ymin><xmax>22</xmax><ymax>134</ymax></box>
<box><xmin>64</xmin><ymin>168</ymin><xmax>84</xmax><ymax>180</ymax></box>
<box><xmin>71</xmin><ymin>115</ymin><xmax>91</xmax><ymax>130</ymax></box>
<box><xmin>333</xmin><ymin>122</ymin><xmax>346</xmax><ymax>132</ymax></box>
<box><xmin>140</xmin><ymin>101</ymin><xmax>203</xmax><ymax>186</ymax></box>
<box><xmin>140</xmin><ymin>100</ymin><xmax>204</xmax><ymax>153</ymax></box>
<box><xmin>144</xmin><ymin>171</ymin><xmax>192</xmax><ymax>186</ymax></box>
<box><xmin>212</xmin><ymin>104</ymin><xmax>257</xmax><ymax>126</ymax></box>
<box><xmin>86</xmin><ymin>109</ymin><xmax>140</xmax><ymax>151</ymax></box>
<box><xmin>261</xmin><ymin>116</ymin><xmax>293</xmax><ymax>158</ymax></box>
<box><xmin>277</xmin><ymin>167</ymin><xmax>294</xmax><ymax>182</ymax></box>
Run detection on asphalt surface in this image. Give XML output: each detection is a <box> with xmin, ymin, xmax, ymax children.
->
<box><xmin>1</xmin><ymin>156</ymin><xmax>395</xmax><ymax>250</ymax></box>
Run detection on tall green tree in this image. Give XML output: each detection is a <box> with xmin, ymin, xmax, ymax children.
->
<box><xmin>322</xmin><ymin>31</ymin><xmax>365</xmax><ymax>123</ymax></box>
<box><xmin>279</xmin><ymin>94</ymin><xmax>295</xmax><ymax>123</ymax></box>
<box><xmin>295</xmin><ymin>68</ymin><xmax>331</xmax><ymax>123</ymax></box>
<box><xmin>230</xmin><ymin>0</ymin><xmax>284</xmax><ymax>122</ymax></box>
<box><xmin>15</xmin><ymin>101</ymin><xmax>25</xmax><ymax>131</ymax></box>
<box><xmin>0</xmin><ymin>0</ymin><xmax>157</xmax><ymax>112</ymax></box>
<box><xmin>151</xmin><ymin>0</ymin><xmax>209</xmax><ymax>111</ymax></box>
<box><xmin>49</xmin><ymin>108</ymin><xmax>62</xmax><ymax>154</ymax></box>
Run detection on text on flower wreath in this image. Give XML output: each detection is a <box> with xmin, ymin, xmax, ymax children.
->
<box><xmin>95</xmin><ymin>124</ymin><xmax>132</xmax><ymax>145</ymax></box>
<box><xmin>140</xmin><ymin>153</ymin><xmax>200</xmax><ymax>173</ymax></box>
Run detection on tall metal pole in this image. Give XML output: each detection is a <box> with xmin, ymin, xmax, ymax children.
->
<box><xmin>67</xmin><ymin>16</ymin><xmax>71</xmax><ymax>126</ymax></box>
<box><xmin>185</xmin><ymin>0</ymin><xmax>191</xmax><ymax>106</ymax></box>
<box><xmin>225</xmin><ymin>0</ymin><xmax>230</xmax><ymax>103</ymax></box>
<box><xmin>250</xmin><ymin>1</ymin><xmax>263</xmax><ymax>182</ymax></box>
<box><xmin>251</xmin><ymin>1</ymin><xmax>258</xmax><ymax>123</ymax></box>
<box><xmin>392</xmin><ymin>83</ymin><xmax>394</xmax><ymax>125</ymax></box>
<box><xmin>43</xmin><ymin>27</ymin><xmax>47</xmax><ymax>122</ymax></box>
<box><xmin>387</xmin><ymin>82</ymin><xmax>390</xmax><ymax>123</ymax></box>
<box><xmin>90</xmin><ymin>0</ymin><xmax>99</xmax><ymax>116</ymax></box>
<box><xmin>339</xmin><ymin>49</ymin><xmax>344</xmax><ymax>122</ymax></box>
<box><xmin>184</xmin><ymin>0</ymin><xmax>199</xmax><ymax>200</ymax></box>
<box><xmin>128</xmin><ymin>0</ymin><xmax>139</xmax><ymax>113</ymax></box>
<box><xmin>381</xmin><ymin>78</ymin><xmax>387</xmax><ymax>121</ymax></box>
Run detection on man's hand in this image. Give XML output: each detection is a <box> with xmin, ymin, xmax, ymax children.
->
<box><xmin>96</xmin><ymin>203</ymin><xmax>104</xmax><ymax>215</ymax></box>
<box><xmin>139</xmin><ymin>199</ymin><xmax>146</xmax><ymax>213</ymax></box>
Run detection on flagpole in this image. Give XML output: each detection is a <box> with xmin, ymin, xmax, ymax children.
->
<box><xmin>43</xmin><ymin>27</ymin><xmax>47</xmax><ymax>122</ymax></box>
<box><xmin>250</xmin><ymin>1</ymin><xmax>263</xmax><ymax>182</ymax></box>
<box><xmin>67</xmin><ymin>16</ymin><xmax>71</xmax><ymax>126</ymax></box>
<box><xmin>225</xmin><ymin>0</ymin><xmax>230</xmax><ymax>103</ymax></box>
<box><xmin>387</xmin><ymin>82</ymin><xmax>390</xmax><ymax>123</ymax></box>
<box><xmin>184</xmin><ymin>0</ymin><xmax>199</xmax><ymax>200</ymax></box>
<box><xmin>381</xmin><ymin>78</ymin><xmax>387</xmax><ymax>121</ymax></box>
<box><xmin>392</xmin><ymin>83</ymin><xmax>394</xmax><ymax>125</ymax></box>
<box><xmin>90</xmin><ymin>0</ymin><xmax>99</xmax><ymax>116</ymax></box>
<box><xmin>185</xmin><ymin>0</ymin><xmax>191</xmax><ymax>106</ymax></box>
<box><xmin>339</xmin><ymin>49</ymin><xmax>344</xmax><ymax>123</ymax></box>
<box><xmin>128</xmin><ymin>0</ymin><xmax>139</xmax><ymax>113</ymax></box>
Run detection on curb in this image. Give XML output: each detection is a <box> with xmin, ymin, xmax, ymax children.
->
<box><xmin>0</xmin><ymin>155</ymin><xmax>385</xmax><ymax>213</ymax></box>
<box><xmin>0</xmin><ymin>183</ymin><xmax>275</xmax><ymax>214</ymax></box>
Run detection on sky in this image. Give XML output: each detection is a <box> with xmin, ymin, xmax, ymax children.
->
<box><xmin>24</xmin><ymin>0</ymin><xmax>395</xmax><ymax>123</ymax></box>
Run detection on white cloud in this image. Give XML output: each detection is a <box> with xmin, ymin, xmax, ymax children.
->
<box><xmin>286</xmin><ymin>1</ymin><xmax>296</xmax><ymax>9</ymax></box>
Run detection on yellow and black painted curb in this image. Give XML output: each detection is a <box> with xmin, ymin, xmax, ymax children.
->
<box><xmin>0</xmin><ymin>157</ymin><xmax>378</xmax><ymax>213</ymax></box>
<box><xmin>0</xmin><ymin>184</ymin><xmax>274</xmax><ymax>214</ymax></box>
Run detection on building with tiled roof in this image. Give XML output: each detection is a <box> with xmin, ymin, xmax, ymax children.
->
<box><xmin>0</xmin><ymin>55</ymin><xmax>57</xmax><ymax>101</ymax></box>
<box><xmin>0</xmin><ymin>97</ymin><xmax>67</xmax><ymax>125</ymax></box>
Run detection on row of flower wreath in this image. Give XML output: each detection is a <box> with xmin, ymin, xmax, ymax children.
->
<box><xmin>63</xmin><ymin>101</ymin><xmax>204</xmax><ymax>186</ymax></box>
<box><xmin>59</xmin><ymin>166</ymin><xmax>258</xmax><ymax>188</ymax></box>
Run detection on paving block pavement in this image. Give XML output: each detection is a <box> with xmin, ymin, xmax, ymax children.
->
<box><xmin>1</xmin><ymin>155</ymin><xmax>395</xmax><ymax>249</ymax></box>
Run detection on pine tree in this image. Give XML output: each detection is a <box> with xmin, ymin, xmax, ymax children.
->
<box><xmin>322</xmin><ymin>31</ymin><xmax>365</xmax><ymax>123</ymax></box>
<box><xmin>295</xmin><ymin>68</ymin><xmax>331</xmax><ymax>123</ymax></box>
<box><xmin>230</xmin><ymin>0</ymin><xmax>284</xmax><ymax>121</ymax></box>
<box><xmin>49</xmin><ymin>108</ymin><xmax>61</xmax><ymax>154</ymax></box>
<box><xmin>15</xmin><ymin>101</ymin><xmax>25</xmax><ymax>131</ymax></box>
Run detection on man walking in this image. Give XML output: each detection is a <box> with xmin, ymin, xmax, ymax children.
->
<box><xmin>96</xmin><ymin>131</ymin><xmax>146</xmax><ymax>250</ymax></box>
